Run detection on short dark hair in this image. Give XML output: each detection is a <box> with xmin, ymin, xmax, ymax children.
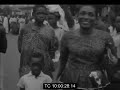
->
<box><xmin>77</xmin><ymin>5</ymin><xmax>99</xmax><ymax>17</ymax></box>
<box><xmin>32</xmin><ymin>5</ymin><xmax>48</xmax><ymax>14</ymax></box>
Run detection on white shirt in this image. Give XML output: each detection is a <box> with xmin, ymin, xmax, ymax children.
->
<box><xmin>9</xmin><ymin>17</ymin><xmax>17</xmax><ymax>23</ymax></box>
<box><xmin>17</xmin><ymin>71</ymin><xmax>52</xmax><ymax>90</ymax></box>
<box><xmin>3</xmin><ymin>17</ymin><xmax>8</xmax><ymax>29</ymax></box>
<box><xmin>18</xmin><ymin>18</ymin><xmax>25</xmax><ymax>24</ymax></box>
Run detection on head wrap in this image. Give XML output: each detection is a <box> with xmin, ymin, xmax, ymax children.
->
<box><xmin>45</xmin><ymin>5</ymin><xmax>69</xmax><ymax>31</ymax></box>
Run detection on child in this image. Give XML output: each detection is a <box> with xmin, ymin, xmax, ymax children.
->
<box><xmin>17</xmin><ymin>62</ymin><xmax>52</xmax><ymax>90</ymax></box>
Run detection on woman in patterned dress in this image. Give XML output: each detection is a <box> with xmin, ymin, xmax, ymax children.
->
<box><xmin>54</xmin><ymin>5</ymin><xmax>118</xmax><ymax>90</ymax></box>
<box><xmin>18</xmin><ymin>5</ymin><xmax>56</xmax><ymax>78</ymax></box>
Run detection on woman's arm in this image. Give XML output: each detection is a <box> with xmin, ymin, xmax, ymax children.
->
<box><xmin>54</xmin><ymin>34</ymin><xmax>69</xmax><ymax>81</ymax></box>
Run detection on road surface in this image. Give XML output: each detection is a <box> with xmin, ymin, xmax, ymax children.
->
<box><xmin>1</xmin><ymin>33</ymin><xmax>20</xmax><ymax>90</ymax></box>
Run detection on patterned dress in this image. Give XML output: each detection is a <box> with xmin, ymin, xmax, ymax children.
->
<box><xmin>59</xmin><ymin>29</ymin><xmax>116</xmax><ymax>89</ymax></box>
<box><xmin>18</xmin><ymin>22</ymin><xmax>56</xmax><ymax>78</ymax></box>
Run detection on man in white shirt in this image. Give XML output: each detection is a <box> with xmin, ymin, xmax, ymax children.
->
<box><xmin>17</xmin><ymin>62</ymin><xmax>52</xmax><ymax>90</ymax></box>
<box><xmin>3</xmin><ymin>15</ymin><xmax>9</xmax><ymax>33</ymax></box>
<box><xmin>18</xmin><ymin>16</ymin><xmax>26</xmax><ymax>33</ymax></box>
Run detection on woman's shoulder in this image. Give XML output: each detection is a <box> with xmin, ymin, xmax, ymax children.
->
<box><xmin>20</xmin><ymin>23</ymin><xmax>33</xmax><ymax>34</ymax></box>
<box><xmin>95</xmin><ymin>28</ymin><xmax>111</xmax><ymax>39</ymax></box>
<box><xmin>61</xmin><ymin>29</ymin><xmax>78</xmax><ymax>40</ymax></box>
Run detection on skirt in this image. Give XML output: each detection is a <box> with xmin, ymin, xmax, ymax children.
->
<box><xmin>60</xmin><ymin>63</ymin><xmax>110</xmax><ymax>89</ymax></box>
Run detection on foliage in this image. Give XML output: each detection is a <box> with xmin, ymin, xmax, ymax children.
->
<box><xmin>2</xmin><ymin>6</ymin><xmax>12</xmax><ymax>16</ymax></box>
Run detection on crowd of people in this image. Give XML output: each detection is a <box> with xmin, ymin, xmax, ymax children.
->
<box><xmin>1</xmin><ymin>5</ymin><xmax>120</xmax><ymax>90</ymax></box>
<box><xmin>0</xmin><ymin>14</ymin><xmax>33</xmax><ymax>35</ymax></box>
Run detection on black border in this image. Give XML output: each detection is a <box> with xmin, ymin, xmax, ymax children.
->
<box><xmin>0</xmin><ymin>0</ymin><xmax>120</xmax><ymax>4</ymax></box>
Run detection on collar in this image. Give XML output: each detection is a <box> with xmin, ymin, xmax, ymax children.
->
<box><xmin>28</xmin><ymin>71</ymin><xmax>44</xmax><ymax>77</ymax></box>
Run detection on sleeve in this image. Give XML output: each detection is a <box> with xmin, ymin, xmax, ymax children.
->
<box><xmin>18</xmin><ymin>28</ymin><xmax>25</xmax><ymax>53</ymax></box>
<box><xmin>0</xmin><ymin>26</ymin><xmax>7</xmax><ymax>53</ymax></box>
<box><xmin>59</xmin><ymin>33</ymin><xmax>69</xmax><ymax>64</ymax></box>
<box><xmin>17</xmin><ymin>77</ymin><xmax>25</xmax><ymax>88</ymax></box>
<box><xmin>105</xmin><ymin>34</ymin><xmax>118</xmax><ymax>64</ymax></box>
<box><xmin>46</xmin><ymin>76</ymin><xmax>52</xmax><ymax>83</ymax></box>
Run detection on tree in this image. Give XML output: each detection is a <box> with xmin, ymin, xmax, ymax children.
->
<box><xmin>2</xmin><ymin>6</ymin><xmax>12</xmax><ymax>16</ymax></box>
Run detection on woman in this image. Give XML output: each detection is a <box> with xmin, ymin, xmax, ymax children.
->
<box><xmin>47</xmin><ymin>12</ymin><xmax>66</xmax><ymax>70</ymax></box>
<box><xmin>46</xmin><ymin>5</ymin><xmax>69</xmax><ymax>31</ymax></box>
<box><xmin>18</xmin><ymin>5</ymin><xmax>56</xmax><ymax>78</ymax></box>
<box><xmin>47</xmin><ymin>12</ymin><xmax>65</xmax><ymax>44</ymax></box>
<box><xmin>54</xmin><ymin>5</ymin><xmax>118</xmax><ymax>90</ymax></box>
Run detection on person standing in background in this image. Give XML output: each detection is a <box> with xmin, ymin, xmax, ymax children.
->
<box><xmin>7</xmin><ymin>15</ymin><xmax>11</xmax><ymax>33</ymax></box>
<box><xmin>18</xmin><ymin>5</ymin><xmax>56</xmax><ymax>78</ymax></box>
<box><xmin>47</xmin><ymin>12</ymin><xmax>64</xmax><ymax>63</ymax></box>
<box><xmin>105</xmin><ymin>13</ymin><xmax>120</xmax><ymax>90</ymax></box>
<box><xmin>3</xmin><ymin>15</ymin><xmax>9</xmax><ymax>34</ymax></box>
<box><xmin>0</xmin><ymin>18</ymin><xmax>7</xmax><ymax>90</ymax></box>
<box><xmin>45</xmin><ymin>5</ymin><xmax>69</xmax><ymax>31</ymax></box>
<box><xmin>18</xmin><ymin>15</ymin><xmax>26</xmax><ymax>34</ymax></box>
<box><xmin>9</xmin><ymin>15</ymin><xmax>19</xmax><ymax>35</ymax></box>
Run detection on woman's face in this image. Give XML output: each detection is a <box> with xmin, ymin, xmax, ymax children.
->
<box><xmin>34</xmin><ymin>7</ymin><xmax>47</xmax><ymax>23</ymax></box>
<box><xmin>47</xmin><ymin>14</ymin><xmax>57</xmax><ymax>26</ymax></box>
<box><xmin>78</xmin><ymin>5</ymin><xmax>96</xmax><ymax>29</ymax></box>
